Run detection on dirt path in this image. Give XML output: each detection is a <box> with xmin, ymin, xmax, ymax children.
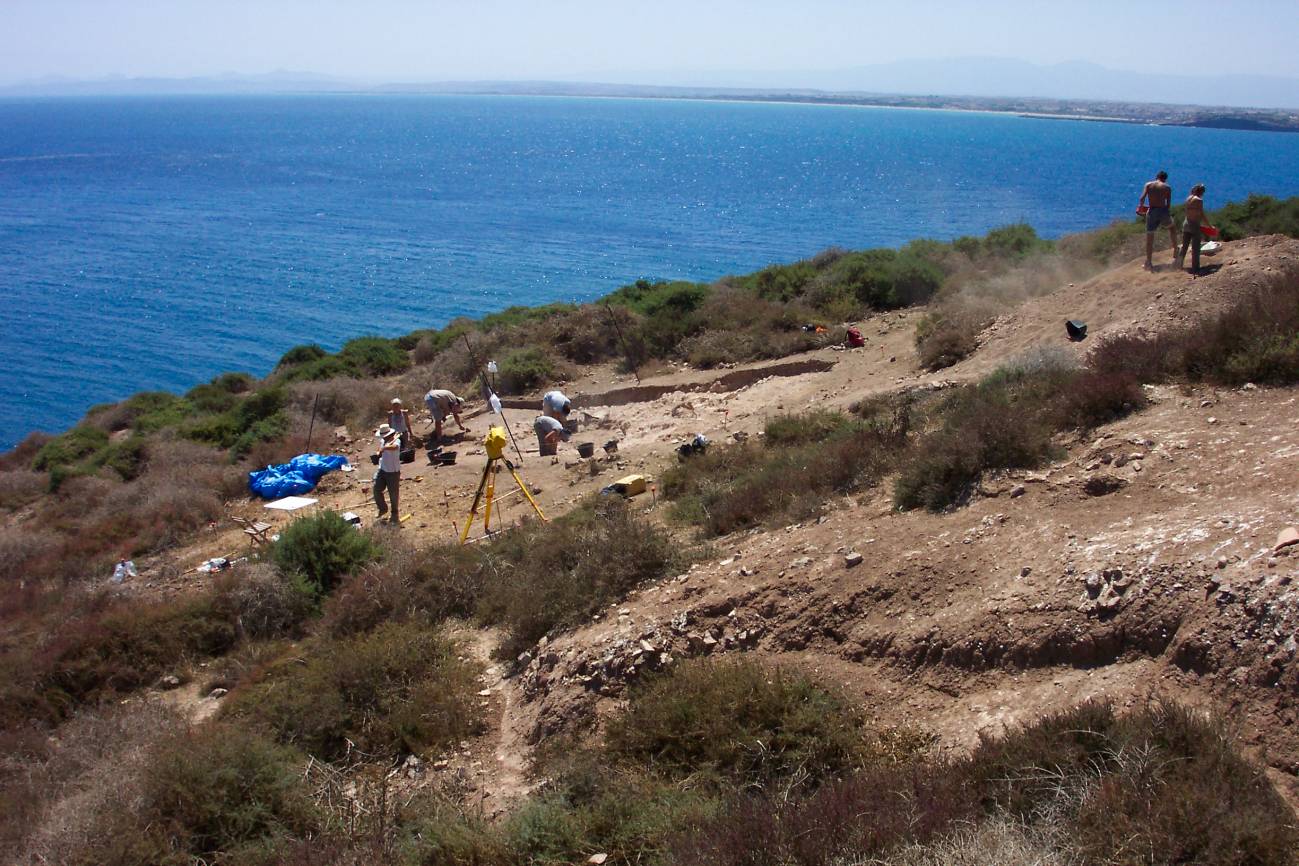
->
<box><xmin>456</xmin><ymin>624</ymin><xmax>536</xmax><ymax>820</ymax></box>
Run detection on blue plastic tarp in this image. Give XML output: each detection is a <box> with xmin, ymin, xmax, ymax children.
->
<box><xmin>248</xmin><ymin>453</ymin><xmax>351</xmax><ymax>500</ymax></box>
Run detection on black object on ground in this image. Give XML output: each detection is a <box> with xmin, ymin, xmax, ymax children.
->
<box><xmin>577</xmin><ymin>442</ymin><xmax>595</xmax><ymax>458</ymax></box>
<box><xmin>1066</xmin><ymin>319</ymin><xmax>1088</xmax><ymax>341</ymax></box>
<box><xmin>677</xmin><ymin>433</ymin><xmax>710</xmax><ymax>460</ymax></box>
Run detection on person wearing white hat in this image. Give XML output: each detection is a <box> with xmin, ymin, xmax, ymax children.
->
<box><xmin>387</xmin><ymin>398</ymin><xmax>414</xmax><ymax>448</ymax></box>
<box><xmin>373</xmin><ymin>423</ymin><xmax>402</xmax><ymax>525</ymax></box>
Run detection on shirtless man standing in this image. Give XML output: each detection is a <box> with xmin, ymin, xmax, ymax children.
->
<box><xmin>1138</xmin><ymin>170</ymin><xmax>1178</xmax><ymax>270</ymax></box>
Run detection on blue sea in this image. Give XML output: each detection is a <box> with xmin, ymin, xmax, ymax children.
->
<box><xmin>2</xmin><ymin>94</ymin><xmax>1298</xmax><ymax>449</ymax></box>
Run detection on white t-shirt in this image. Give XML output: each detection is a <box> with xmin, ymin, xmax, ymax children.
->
<box><xmin>377</xmin><ymin>437</ymin><xmax>402</xmax><ymax>472</ymax></box>
<box><xmin>542</xmin><ymin>390</ymin><xmax>570</xmax><ymax>416</ymax></box>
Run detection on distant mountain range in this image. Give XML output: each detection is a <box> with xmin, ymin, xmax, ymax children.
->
<box><xmin>2</xmin><ymin>57</ymin><xmax>1297</xmax><ymax>114</ymax></box>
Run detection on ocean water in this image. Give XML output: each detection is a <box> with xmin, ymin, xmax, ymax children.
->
<box><xmin>2</xmin><ymin>94</ymin><xmax>1298</xmax><ymax>449</ymax></box>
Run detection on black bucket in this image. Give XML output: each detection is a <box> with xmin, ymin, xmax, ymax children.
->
<box><xmin>1065</xmin><ymin>320</ymin><xmax>1088</xmax><ymax>341</ymax></box>
<box><xmin>576</xmin><ymin>442</ymin><xmax>595</xmax><ymax>459</ymax></box>
<box><xmin>433</xmin><ymin>450</ymin><xmax>457</xmax><ymax>466</ymax></box>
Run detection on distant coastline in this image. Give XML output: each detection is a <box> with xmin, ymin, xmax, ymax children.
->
<box><xmin>460</xmin><ymin>87</ymin><xmax>1299</xmax><ymax>133</ymax></box>
<box><xmin>4</xmin><ymin>77</ymin><xmax>1298</xmax><ymax>133</ymax></box>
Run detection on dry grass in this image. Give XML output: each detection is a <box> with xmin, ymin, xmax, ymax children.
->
<box><xmin>1089</xmin><ymin>276</ymin><xmax>1299</xmax><ymax>387</ymax></box>
<box><xmin>853</xmin><ymin>817</ymin><xmax>1074</xmax><ymax>866</ymax></box>
<box><xmin>0</xmin><ymin>702</ymin><xmax>182</xmax><ymax>865</ymax></box>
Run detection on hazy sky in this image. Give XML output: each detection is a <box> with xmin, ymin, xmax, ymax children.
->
<box><xmin>4</xmin><ymin>0</ymin><xmax>1298</xmax><ymax>85</ymax></box>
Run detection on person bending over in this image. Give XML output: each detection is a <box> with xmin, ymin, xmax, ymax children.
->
<box><xmin>542</xmin><ymin>389</ymin><xmax>571</xmax><ymax>422</ymax></box>
<box><xmin>534</xmin><ymin>414</ymin><xmax>571</xmax><ymax>456</ymax></box>
<box><xmin>424</xmin><ymin>388</ymin><xmax>466</xmax><ymax>443</ymax></box>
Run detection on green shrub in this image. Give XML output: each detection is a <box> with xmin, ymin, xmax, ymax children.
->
<box><xmin>893</xmin><ymin>372</ymin><xmax>1057</xmax><ymax>512</ymax></box>
<box><xmin>504</xmin><ymin>760</ymin><xmax>718</xmax><ymax>865</ymax></box>
<box><xmin>1212</xmin><ymin>193</ymin><xmax>1299</xmax><ymax>241</ymax></box>
<box><xmin>186</xmin><ymin>373</ymin><xmax>254</xmax><ymax>414</ymax></box>
<box><xmin>606</xmin><ymin>658</ymin><xmax>877</xmax><ymax>790</ymax></box>
<box><xmin>480</xmin><ymin>302</ymin><xmax>576</xmax><ymax>331</ymax></box>
<box><xmin>607</xmin><ymin>280</ymin><xmax>709</xmax><ymax>358</ymax></box>
<box><xmin>277</xmin><ymin>343</ymin><xmax>328</xmax><ymax>368</ymax></box>
<box><xmin>322</xmin><ymin>542</ymin><xmax>486</xmax><ymax>638</ymax></box>
<box><xmin>76</xmin><ymin>724</ymin><xmax>317</xmax><ymax>866</ymax></box>
<box><xmin>675</xmin><ymin>700</ymin><xmax>1296</xmax><ymax>866</ymax></box>
<box><xmin>737</xmin><ymin>260</ymin><xmax>820</xmax><ymax>303</ymax></box>
<box><xmin>279</xmin><ymin>354</ymin><xmax>351</xmax><ymax>382</ymax></box>
<box><xmin>181</xmin><ymin>387</ymin><xmax>289</xmax><ymax>452</ymax></box>
<box><xmin>496</xmin><ymin>346</ymin><xmax>556</xmax><ymax>394</ymax></box>
<box><xmin>120</xmin><ymin>392</ymin><xmax>192</xmax><ymax>433</ymax></box>
<box><xmin>271</xmin><ymin>510</ymin><xmax>380</xmax><ymax>601</ymax></box>
<box><xmin>893</xmin><ymin>356</ymin><xmax>1145</xmax><ymax>512</ymax></box>
<box><xmin>92</xmin><ymin>436</ymin><xmax>148</xmax><ymax>481</ymax></box>
<box><xmin>762</xmin><ymin>409</ymin><xmax>855</xmax><ymax>447</ymax></box>
<box><xmin>477</xmin><ymin>499</ymin><xmax>679</xmax><ymax>660</ymax></box>
<box><xmin>337</xmin><ymin>335</ymin><xmax>410</xmax><ymax>376</ymax></box>
<box><xmin>399</xmin><ymin>798</ymin><xmax>510</xmax><ymax>865</ymax></box>
<box><xmin>230</xmin><ymin>413</ymin><xmax>290</xmax><ymax>456</ymax></box>
<box><xmin>226</xmin><ymin>621</ymin><xmax>482</xmax><ymax>760</ymax></box>
<box><xmin>982</xmin><ymin>222</ymin><xmax>1053</xmax><ymax>259</ymax></box>
<box><xmin>32</xmin><ymin>427</ymin><xmax>109</xmax><ymax>472</ymax></box>
<box><xmin>664</xmin><ymin>410</ymin><xmax>906</xmax><ymax>536</ymax></box>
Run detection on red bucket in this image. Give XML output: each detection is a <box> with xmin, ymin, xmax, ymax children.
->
<box><xmin>1201</xmin><ymin>224</ymin><xmax>1219</xmax><ymax>238</ymax></box>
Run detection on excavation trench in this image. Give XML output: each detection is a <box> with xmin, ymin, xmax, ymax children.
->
<box><xmin>498</xmin><ymin>358</ymin><xmax>836</xmax><ymax>411</ymax></box>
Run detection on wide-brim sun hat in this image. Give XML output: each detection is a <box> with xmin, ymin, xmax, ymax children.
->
<box><xmin>376</xmin><ymin>423</ymin><xmax>396</xmax><ymax>438</ymax></box>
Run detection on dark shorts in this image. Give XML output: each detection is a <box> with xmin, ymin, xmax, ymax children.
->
<box><xmin>1145</xmin><ymin>206</ymin><xmax>1172</xmax><ymax>232</ymax></box>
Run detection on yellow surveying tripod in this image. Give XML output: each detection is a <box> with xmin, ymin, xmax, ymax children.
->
<box><xmin>460</xmin><ymin>426</ymin><xmax>546</xmax><ymax>544</ymax></box>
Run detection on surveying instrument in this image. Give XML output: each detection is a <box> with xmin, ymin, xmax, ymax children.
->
<box><xmin>460</xmin><ymin>426</ymin><xmax>546</xmax><ymax>544</ymax></box>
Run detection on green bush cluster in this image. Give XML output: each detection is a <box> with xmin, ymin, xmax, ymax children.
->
<box><xmin>496</xmin><ymin>346</ymin><xmax>557</xmax><ymax>394</ymax></box>
<box><xmin>664</xmin><ymin>406</ymin><xmax>908</xmax><ymax>536</ymax></box>
<box><xmin>70</xmin><ymin>724</ymin><xmax>317</xmax><ymax>866</ymax></box>
<box><xmin>477</xmin><ymin>498</ymin><xmax>680</xmax><ymax>660</ymax></box>
<box><xmin>271</xmin><ymin>509</ymin><xmax>381</xmax><ymax>601</ymax></box>
<box><xmin>894</xmin><ymin>357</ymin><xmax>1145</xmax><ymax>511</ymax></box>
<box><xmin>677</xmin><ymin>700</ymin><xmax>1295</xmax><ymax>866</ymax></box>
<box><xmin>225</xmin><ymin>621</ymin><xmax>482</xmax><ymax>760</ymax></box>
<box><xmin>1213</xmin><ymin>192</ymin><xmax>1299</xmax><ymax>240</ymax></box>
<box><xmin>276</xmin><ymin>335</ymin><xmax>410</xmax><ymax>382</ymax></box>
<box><xmin>182</xmin><ymin>386</ymin><xmax>290</xmax><ymax>455</ymax></box>
<box><xmin>32</xmin><ymin>426</ymin><xmax>150</xmax><ymax>490</ymax></box>
<box><xmin>953</xmin><ymin>222</ymin><xmax>1054</xmax><ymax>260</ymax></box>
<box><xmin>606</xmin><ymin>658</ymin><xmax>878</xmax><ymax>790</ymax></box>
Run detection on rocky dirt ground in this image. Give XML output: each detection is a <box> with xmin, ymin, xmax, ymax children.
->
<box><xmin>121</xmin><ymin>235</ymin><xmax>1299</xmax><ymax>812</ymax></box>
